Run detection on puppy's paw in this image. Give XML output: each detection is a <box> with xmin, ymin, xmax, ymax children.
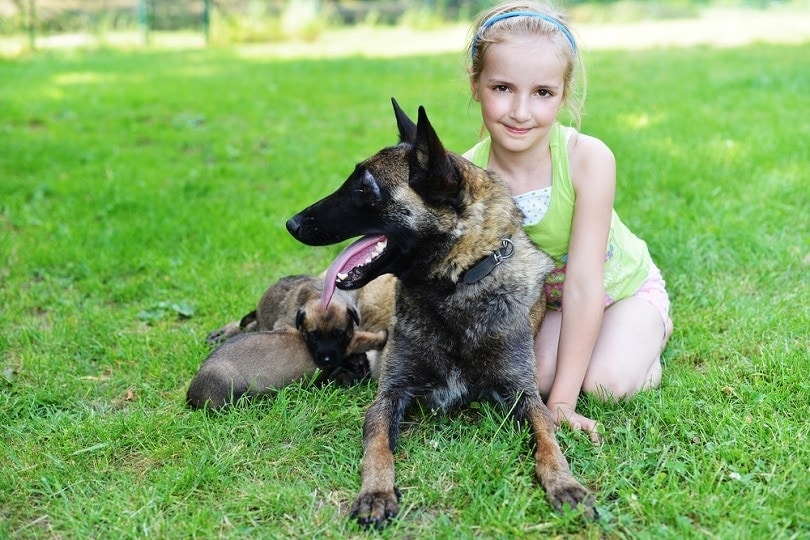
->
<box><xmin>349</xmin><ymin>487</ymin><xmax>400</xmax><ymax>529</ymax></box>
<box><xmin>545</xmin><ymin>476</ymin><xmax>598</xmax><ymax>520</ymax></box>
<box><xmin>339</xmin><ymin>353</ymin><xmax>371</xmax><ymax>385</ymax></box>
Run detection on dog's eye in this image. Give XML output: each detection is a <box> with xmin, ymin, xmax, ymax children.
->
<box><xmin>357</xmin><ymin>170</ymin><xmax>381</xmax><ymax>199</ymax></box>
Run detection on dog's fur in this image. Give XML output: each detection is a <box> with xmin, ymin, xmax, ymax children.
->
<box><xmin>286</xmin><ymin>99</ymin><xmax>595</xmax><ymax>527</ymax></box>
<box><xmin>354</xmin><ymin>274</ymin><xmax>397</xmax><ymax>334</ymax></box>
<box><xmin>353</xmin><ymin>273</ymin><xmax>397</xmax><ymax>379</ymax></box>
<box><xmin>187</xmin><ymin>329</ymin><xmax>387</xmax><ymax>411</ymax></box>
<box><xmin>205</xmin><ymin>274</ymin><xmax>383</xmax><ymax>370</ymax></box>
<box><xmin>255</xmin><ymin>274</ymin><xmax>364</xmax><ymax>368</ymax></box>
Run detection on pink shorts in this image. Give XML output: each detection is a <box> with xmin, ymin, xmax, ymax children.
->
<box><xmin>630</xmin><ymin>264</ymin><xmax>672</xmax><ymax>336</ymax></box>
<box><xmin>548</xmin><ymin>264</ymin><xmax>672</xmax><ymax>337</ymax></box>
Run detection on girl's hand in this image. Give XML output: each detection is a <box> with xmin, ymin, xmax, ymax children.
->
<box><xmin>547</xmin><ymin>402</ymin><xmax>602</xmax><ymax>444</ymax></box>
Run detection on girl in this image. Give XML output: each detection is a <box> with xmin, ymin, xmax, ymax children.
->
<box><xmin>463</xmin><ymin>1</ymin><xmax>673</xmax><ymax>441</ymax></box>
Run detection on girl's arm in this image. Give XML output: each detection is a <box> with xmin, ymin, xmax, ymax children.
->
<box><xmin>545</xmin><ymin>134</ymin><xmax>616</xmax><ymax>442</ymax></box>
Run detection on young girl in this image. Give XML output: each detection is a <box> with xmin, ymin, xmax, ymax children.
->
<box><xmin>463</xmin><ymin>1</ymin><xmax>673</xmax><ymax>441</ymax></box>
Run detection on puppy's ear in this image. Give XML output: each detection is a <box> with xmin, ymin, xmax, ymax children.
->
<box><xmin>295</xmin><ymin>309</ymin><xmax>306</xmax><ymax>330</ymax></box>
<box><xmin>348</xmin><ymin>306</ymin><xmax>360</xmax><ymax>327</ymax></box>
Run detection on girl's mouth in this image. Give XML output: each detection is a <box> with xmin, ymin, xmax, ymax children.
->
<box><xmin>505</xmin><ymin>125</ymin><xmax>531</xmax><ymax>135</ymax></box>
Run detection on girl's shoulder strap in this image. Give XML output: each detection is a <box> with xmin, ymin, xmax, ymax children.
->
<box><xmin>551</xmin><ymin>123</ymin><xmax>576</xmax><ymax>191</ymax></box>
<box><xmin>466</xmin><ymin>136</ymin><xmax>491</xmax><ymax>169</ymax></box>
<box><xmin>551</xmin><ymin>122</ymin><xmax>577</xmax><ymax>147</ymax></box>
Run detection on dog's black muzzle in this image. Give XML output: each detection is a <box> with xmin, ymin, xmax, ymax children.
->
<box><xmin>310</xmin><ymin>347</ymin><xmax>343</xmax><ymax>369</ymax></box>
<box><xmin>285</xmin><ymin>213</ymin><xmax>311</xmax><ymax>242</ymax></box>
<box><xmin>286</xmin><ymin>211</ymin><xmax>352</xmax><ymax>246</ymax></box>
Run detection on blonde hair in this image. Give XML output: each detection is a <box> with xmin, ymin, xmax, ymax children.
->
<box><xmin>466</xmin><ymin>1</ymin><xmax>586</xmax><ymax>129</ymax></box>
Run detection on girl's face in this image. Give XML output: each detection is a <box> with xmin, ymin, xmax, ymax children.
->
<box><xmin>472</xmin><ymin>35</ymin><xmax>567</xmax><ymax>154</ymax></box>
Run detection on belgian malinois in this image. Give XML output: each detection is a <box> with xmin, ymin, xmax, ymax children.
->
<box><xmin>286</xmin><ymin>99</ymin><xmax>596</xmax><ymax>527</ymax></box>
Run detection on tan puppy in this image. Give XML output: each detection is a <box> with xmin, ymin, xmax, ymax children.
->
<box><xmin>187</xmin><ymin>328</ymin><xmax>387</xmax><ymax>411</ymax></box>
<box><xmin>354</xmin><ymin>273</ymin><xmax>396</xmax><ymax>334</ymax></box>
<box><xmin>206</xmin><ymin>274</ymin><xmax>378</xmax><ymax>370</ymax></box>
<box><xmin>204</xmin><ymin>274</ymin><xmax>396</xmax><ymax>386</ymax></box>
<box><xmin>204</xmin><ymin>275</ymin><xmax>320</xmax><ymax>345</ymax></box>
<box><xmin>353</xmin><ymin>273</ymin><xmax>397</xmax><ymax>379</ymax></box>
<box><xmin>255</xmin><ymin>275</ymin><xmax>356</xmax><ymax>330</ymax></box>
<box><xmin>256</xmin><ymin>275</ymin><xmax>367</xmax><ymax>368</ymax></box>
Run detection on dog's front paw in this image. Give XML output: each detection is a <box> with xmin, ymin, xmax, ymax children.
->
<box><xmin>545</xmin><ymin>475</ymin><xmax>598</xmax><ymax>520</ymax></box>
<box><xmin>349</xmin><ymin>487</ymin><xmax>401</xmax><ymax>529</ymax></box>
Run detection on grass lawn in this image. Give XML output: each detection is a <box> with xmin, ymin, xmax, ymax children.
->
<box><xmin>1</xmin><ymin>40</ymin><xmax>807</xmax><ymax>538</ymax></box>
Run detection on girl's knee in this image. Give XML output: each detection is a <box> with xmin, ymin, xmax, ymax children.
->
<box><xmin>582</xmin><ymin>357</ymin><xmax>661</xmax><ymax>401</ymax></box>
<box><xmin>582</xmin><ymin>377</ymin><xmax>634</xmax><ymax>401</ymax></box>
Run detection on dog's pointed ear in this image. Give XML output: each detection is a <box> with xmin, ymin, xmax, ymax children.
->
<box><xmin>392</xmin><ymin>97</ymin><xmax>417</xmax><ymax>144</ymax></box>
<box><xmin>409</xmin><ymin>106</ymin><xmax>463</xmax><ymax>209</ymax></box>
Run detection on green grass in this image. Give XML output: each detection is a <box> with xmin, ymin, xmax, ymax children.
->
<box><xmin>1</xmin><ymin>41</ymin><xmax>808</xmax><ymax>539</ymax></box>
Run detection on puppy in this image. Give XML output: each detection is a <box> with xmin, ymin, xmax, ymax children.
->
<box><xmin>206</xmin><ymin>274</ymin><xmax>376</xmax><ymax>369</ymax></box>
<box><xmin>204</xmin><ymin>275</ymin><xmax>317</xmax><ymax>345</ymax></box>
<box><xmin>354</xmin><ymin>273</ymin><xmax>396</xmax><ymax>335</ymax></box>
<box><xmin>187</xmin><ymin>328</ymin><xmax>387</xmax><ymax>411</ymax></box>
<box><xmin>353</xmin><ymin>273</ymin><xmax>397</xmax><ymax>380</ymax></box>
<box><xmin>256</xmin><ymin>275</ymin><xmax>366</xmax><ymax>368</ymax></box>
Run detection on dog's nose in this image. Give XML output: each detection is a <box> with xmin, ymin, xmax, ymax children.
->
<box><xmin>315</xmin><ymin>353</ymin><xmax>336</xmax><ymax>367</ymax></box>
<box><xmin>286</xmin><ymin>215</ymin><xmax>301</xmax><ymax>236</ymax></box>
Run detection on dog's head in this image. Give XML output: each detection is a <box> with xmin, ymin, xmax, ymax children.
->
<box><xmin>295</xmin><ymin>297</ymin><xmax>359</xmax><ymax>368</ymax></box>
<box><xmin>287</xmin><ymin>99</ymin><xmax>469</xmax><ymax>291</ymax></box>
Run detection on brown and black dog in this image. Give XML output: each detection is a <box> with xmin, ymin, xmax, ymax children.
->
<box><xmin>286</xmin><ymin>99</ymin><xmax>596</xmax><ymax>527</ymax></box>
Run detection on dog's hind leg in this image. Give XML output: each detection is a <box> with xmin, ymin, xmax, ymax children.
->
<box><xmin>513</xmin><ymin>392</ymin><xmax>597</xmax><ymax>519</ymax></box>
<box><xmin>205</xmin><ymin>321</ymin><xmax>243</xmax><ymax>346</ymax></box>
<box><xmin>349</xmin><ymin>392</ymin><xmax>409</xmax><ymax>529</ymax></box>
<box><xmin>205</xmin><ymin>310</ymin><xmax>258</xmax><ymax>346</ymax></box>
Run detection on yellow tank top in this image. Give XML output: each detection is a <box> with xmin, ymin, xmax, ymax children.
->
<box><xmin>467</xmin><ymin>123</ymin><xmax>653</xmax><ymax>307</ymax></box>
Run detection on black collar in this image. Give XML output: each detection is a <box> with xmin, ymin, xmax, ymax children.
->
<box><xmin>460</xmin><ymin>239</ymin><xmax>515</xmax><ymax>285</ymax></box>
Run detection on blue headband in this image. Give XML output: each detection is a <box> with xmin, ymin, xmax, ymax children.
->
<box><xmin>471</xmin><ymin>11</ymin><xmax>577</xmax><ymax>59</ymax></box>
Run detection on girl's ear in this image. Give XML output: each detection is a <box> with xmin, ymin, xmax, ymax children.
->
<box><xmin>469</xmin><ymin>71</ymin><xmax>480</xmax><ymax>102</ymax></box>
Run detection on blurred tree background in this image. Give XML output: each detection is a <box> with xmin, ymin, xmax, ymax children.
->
<box><xmin>0</xmin><ymin>0</ymin><xmax>801</xmax><ymax>50</ymax></box>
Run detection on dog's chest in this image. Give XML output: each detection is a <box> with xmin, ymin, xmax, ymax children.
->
<box><xmin>426</xmin><ymin>368</ymin><xmax>469</xmax><ymax>411</ymax></box>
<box><xmin>424</xmin><ymin>367</ymin><xmax>507</xmax><ymax>411</ymax></box>
<box><xmin>400</xmin><ymin>282</ymin><xmax>530</xmax><ymax>344</ymax></box>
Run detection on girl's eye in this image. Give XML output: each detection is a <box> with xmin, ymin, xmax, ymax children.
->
<box><xmin>493</xmin><ymin>85</ymin><xmax>509</xmax><ymax>93</ymax></box>
<box><xmin>536</xmin><ymin>89</ymin><xmax>552</xmax><ymax>97</ymax></box>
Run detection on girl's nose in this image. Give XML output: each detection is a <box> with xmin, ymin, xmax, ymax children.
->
<box><xmin>510</xmin><ymin>96</ymin><xmax>531</xmax><ymax>122</ymax></box>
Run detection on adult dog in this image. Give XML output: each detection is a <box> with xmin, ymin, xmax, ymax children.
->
<box><xmin>286</xmin><ymin>99</ymin><xmax>595</xmax><ymax>527</ymax></box>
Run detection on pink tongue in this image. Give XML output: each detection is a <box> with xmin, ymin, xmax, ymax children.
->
<box><xmin>322</xmin><ymin>235</ymin><xmax>387</xmax><ymax>309</ymax></box>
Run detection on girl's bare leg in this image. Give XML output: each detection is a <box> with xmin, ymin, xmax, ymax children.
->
<box><xmin>535</xmin><ymin>297</ymin><xmax>672</xmax><ymax>401</ymax></box>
